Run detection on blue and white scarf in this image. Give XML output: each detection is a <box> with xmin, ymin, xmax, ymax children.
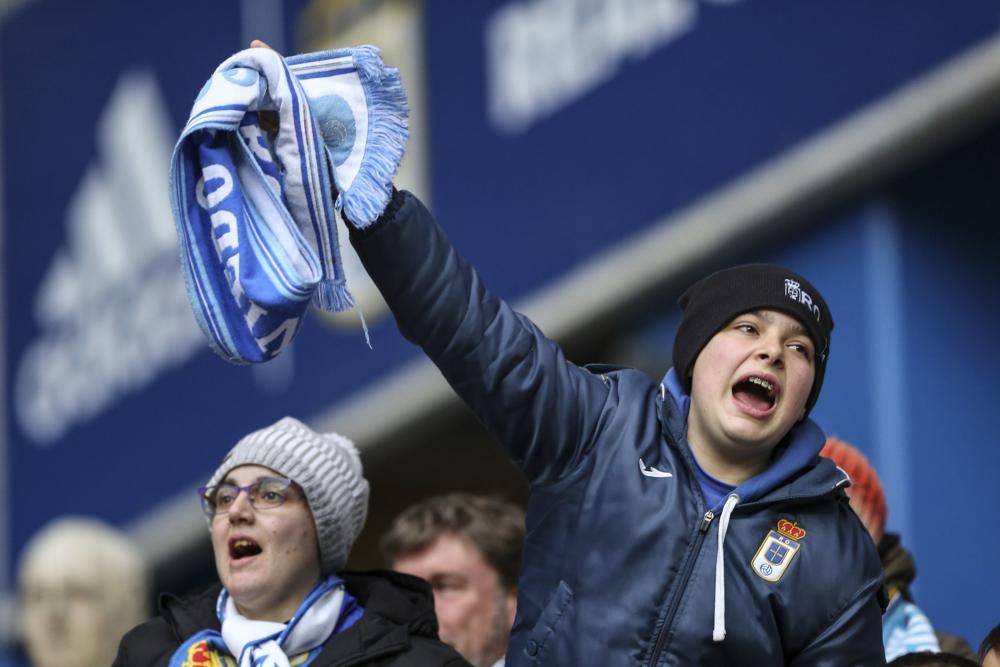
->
<box><xmin>170</xmin><ymin>46</ymin><xmax>408</xmax><ymax>363</ymax></box>
<box><xmin>168</xmin><ymin>575</ymin><xmax>363</xmax><ymax>667</ymax></box>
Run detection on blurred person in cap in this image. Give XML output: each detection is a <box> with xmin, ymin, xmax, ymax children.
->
<box><xmin>382</xmin><ymin>494</ymin><xmax>524</xmax><ymax>667</ymax></box>
<box><xmin>113</xmin><ymin>416</ymin><xmax>468</xmax><ymax>667</ymax></box>
<box><xmin>18</xmin><ymin>516</ymin><xmax>149</xmax><ymax>667</ymax></box>
<box><xmin>821</xmin><ymin>437</ymin><xmax>976</xmax><ymax>662</ymax></box>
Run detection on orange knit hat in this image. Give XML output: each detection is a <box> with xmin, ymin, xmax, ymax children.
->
<box><xmin>819</xmin><ymin>437</ymin><xmax>887</xmax><ymax>544</ymax></box>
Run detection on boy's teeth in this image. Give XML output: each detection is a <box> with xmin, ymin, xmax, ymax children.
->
<box><xmin>749</xmin><ymin>376</ymin><xmax>773</xmax><ymax>391</ymax></box>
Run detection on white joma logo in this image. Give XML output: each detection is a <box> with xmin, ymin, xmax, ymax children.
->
<box><xmin>639</xmin><ymin>458</ymin><xmax>673</xmax><ymax>478</ymax></box>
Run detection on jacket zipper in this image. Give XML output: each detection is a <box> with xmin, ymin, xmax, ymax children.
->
<box><xmin>644</xmin><ymin>490</ymin><xmax>844</xmax><ymax>665</ymax></box>
<box><xmin>647</xmin><ymin>509</ymin><xmax>715</xmax><ymax>667</ymax></box>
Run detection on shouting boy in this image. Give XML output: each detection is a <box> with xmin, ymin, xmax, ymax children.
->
<box><xmin>351</xmin><ymin>198</ymin><xmax>886</xmax><ymax>665</ymax></box>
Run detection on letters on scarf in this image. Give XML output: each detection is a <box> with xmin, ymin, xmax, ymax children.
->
<box><xmin>170</xmin><ymin>46</ymin><xmax>408</xmax><ymax>363</ymax></box>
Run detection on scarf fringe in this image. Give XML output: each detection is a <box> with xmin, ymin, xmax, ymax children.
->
<box><xmin>334</xmin><ymin>45</ymin><xmax>409</xmax><ymax>229</ymax></box>
<box><xmin>171</xmin><ymin>45</ymin><xmax>407</xmax><ymax>364</ymax></box>
<box><xmin>313</xmin><ymin>278</ymin><xmax>355</xmax><ymax>312</ymax></box>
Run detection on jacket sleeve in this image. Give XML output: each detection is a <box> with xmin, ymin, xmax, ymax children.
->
<box><xmin>788</xmin><ymin>585</ymin><xmax>886</xmax><ymax>667</ymax></box>
<box><xmin>350</xmin><ymin>190</ymin><xmax>611</xmax><ymax>484</ymax></box>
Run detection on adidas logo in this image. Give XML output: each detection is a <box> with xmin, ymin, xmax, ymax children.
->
<box><xmin>14</xmin><ymin>70</ymin><xmax>204</xmax><ymax>445</ymax></box>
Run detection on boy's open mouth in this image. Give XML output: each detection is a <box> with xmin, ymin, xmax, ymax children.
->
<box><xmin>229</xmin><ymin>537</ymin><xmax>263</xmax><ymax>560</ymax></box>
<box><xmin>732</xmin><ymin>374</ymin><xmax>778</xmax><ymax>412</ymax></box>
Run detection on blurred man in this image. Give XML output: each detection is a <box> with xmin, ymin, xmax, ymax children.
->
<box><xmin>382</xmin><ymin>494</ymin><xmax>524</xmax><ymax>667</ymax></box>
<box><xmin>18</xmin><ymin>517</ymin><xmax>149</xmax><ymax>667</ymax></box>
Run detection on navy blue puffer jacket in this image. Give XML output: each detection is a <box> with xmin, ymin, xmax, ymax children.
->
<box><xmin>351</xmin><ymin>191</ymin><xmax>886</xmax><ymax>666</ymax></box>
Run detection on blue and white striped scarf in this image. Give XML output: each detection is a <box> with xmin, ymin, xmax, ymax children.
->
<box><xmin>170</xmin><ymin>46</ymin><xmax>407</xmax><ymax>363</ymax></box>
<box><xmin>168</xmin><ymin>575</ymin><xmax>363</xmax><ymax>667</ymax></box>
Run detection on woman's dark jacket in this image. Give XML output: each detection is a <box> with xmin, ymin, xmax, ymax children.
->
<box><xmin>112</xmin><ymin>570</ymin><xmax>470</xmax><ymax>667</ymax></box>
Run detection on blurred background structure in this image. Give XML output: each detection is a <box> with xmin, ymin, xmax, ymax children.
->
<box><xmin>2</xmin><ymin>0</ymin><xmax>999</xmax><ymax>658</ymax></box>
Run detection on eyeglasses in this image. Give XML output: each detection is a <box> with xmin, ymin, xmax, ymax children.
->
<box><xmin>198</xmin><ymin>477</ymin><xmax>296</xmax><ymax>517</ymax></box>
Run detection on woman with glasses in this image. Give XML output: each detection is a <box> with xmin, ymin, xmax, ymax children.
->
<box><xmin>113</xmin><ymin>416</ymin><xmax>469</xmax><ymax>667</ymax></box>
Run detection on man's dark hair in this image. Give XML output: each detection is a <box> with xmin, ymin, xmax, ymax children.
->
<box><xmin>979</xmin><ymin>622</ymin><xmax>1000</xmax><ymax>662</ymax></box>
<box><xmin>887</xmin><ymin>651</ymin><xmax>979</xmax><ymax>666</ymax></box>
<box><xmin>381</xmin><ymin>493</ymin><xmax>525</xmax><ymax>591</ymax></box>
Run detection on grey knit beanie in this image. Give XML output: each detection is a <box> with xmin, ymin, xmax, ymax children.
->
<box><xmin>206</xmin><ymin>416</ymin><xmax>369</xmax><ymax>573</ymax></box>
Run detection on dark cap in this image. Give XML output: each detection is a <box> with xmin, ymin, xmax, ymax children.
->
<box><xmin>671</xmin><ymin>263</ymin><xmax>834</xmax><ymax>416</ymax></box>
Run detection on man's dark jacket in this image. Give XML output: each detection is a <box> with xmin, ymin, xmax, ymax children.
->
<box><xmin>112</xmin><ymin>570</ymin><xmax>469</xmax><ymax>667</ymax></box>
<box><xmin>350</xmin><ymin>190</ymin><xmax>886</xmax><ymax>666</ymax></box>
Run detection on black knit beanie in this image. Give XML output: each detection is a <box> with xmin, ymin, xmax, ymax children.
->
<box><xmin>671</xmin><ymin>263</ymin><xmax>834</xmax><ymax>416</ymax></box>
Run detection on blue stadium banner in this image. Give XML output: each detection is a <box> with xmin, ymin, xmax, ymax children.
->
<box><xmin>422</xmin><ymin>0</ymin><xmax>999</xmax><ymax>296</ymax></box>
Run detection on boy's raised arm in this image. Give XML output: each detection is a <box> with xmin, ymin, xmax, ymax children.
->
<box><xmin>349</xmin><ymin>190</ymin><xmax>612</xmax><ymax>484</ymax></box>
<box><xmin>245</xmin><ymin>38</ymin><xmax>611</xmax><ymax>481</ymax></box>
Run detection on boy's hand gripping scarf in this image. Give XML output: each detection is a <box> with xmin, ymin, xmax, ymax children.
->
<box><xmin>170</xmin><ymin>46</ymin><xmax>408</xmax><ymax>363</ymax></box>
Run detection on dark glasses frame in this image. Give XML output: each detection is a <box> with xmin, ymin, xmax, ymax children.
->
<box><xmin>197</xmin><ymin>476</ymin><xmax>296</xmax><ymax>517</ymax></box>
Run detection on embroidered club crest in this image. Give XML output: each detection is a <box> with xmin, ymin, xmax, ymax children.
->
<box><xmin>751</xmin><ymin>519</ymin><xmax>806</xmax><ymax>583</ymax></box>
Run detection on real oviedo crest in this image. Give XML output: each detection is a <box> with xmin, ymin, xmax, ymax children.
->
<box><xmin>751</xmin><ymin>519</ymin><xmax>807</xmax><ymax>582</ymax></box>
